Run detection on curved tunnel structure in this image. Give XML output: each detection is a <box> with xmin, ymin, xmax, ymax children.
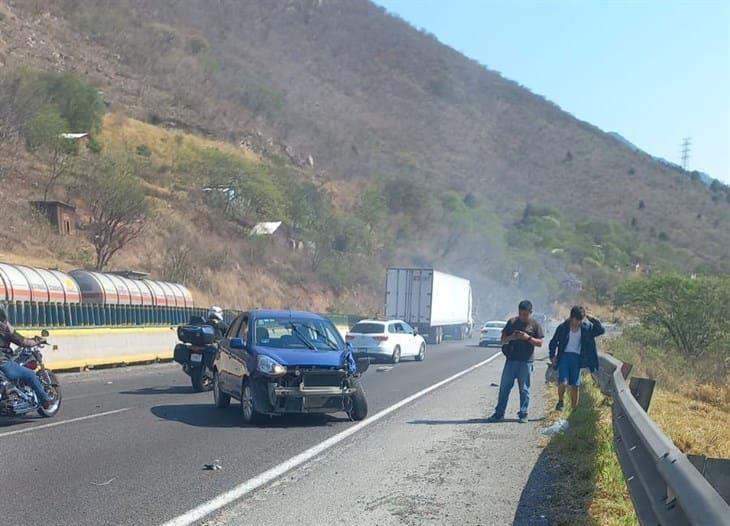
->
<box><xmin>0</xmin><ymin>263</ymin><xmax>200</xmax><ymax>327</ymax></box>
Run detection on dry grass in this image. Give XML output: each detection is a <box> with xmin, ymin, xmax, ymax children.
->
<box><xmin>649</xmin><ymin>386</ymin><xmax>730</xmax><ymax>458</ymax></box>
<box><xmin>0</xmin><ymin>2</ymin><xmax>14</xmax><ymax>21</ymax></box>
<box><xmin>98</xmin><ymin>113</ymin><xmax>259</xmax><ymax>167</ymax></box>
<box><xmin>605</xmin><ymin>335</ymin><xmax>730</xmax><ymax>457</ymax></box>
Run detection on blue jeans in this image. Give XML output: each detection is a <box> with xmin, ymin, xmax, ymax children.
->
<box><xmin>0</xmin><ymin>361</ymin><xmax>51</xmax><ymax>404</ymax></box>
<box><xmin>494</xmin><ymin>360</ymin><xmax>533</xmax><ymax>418</ymax></box>
<box><xmin>558</xmin><ymin>352</ymin><xmax>582</xmax><ymax>386</ymax></box>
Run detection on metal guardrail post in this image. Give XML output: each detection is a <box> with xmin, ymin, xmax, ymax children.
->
<box><xmin>687</xmin><ymin>456</ymin><xmax>730</xmax><ymax>503</ymax></box>
<box><xmin>597</xmin><ymin>351</ymin><xmax>730</xmax><ymax>525</ymax></box>
<box><xmin>629</xmin><ymin>377</ymin><xmax>656</xmax><ymax>411</ymax></box>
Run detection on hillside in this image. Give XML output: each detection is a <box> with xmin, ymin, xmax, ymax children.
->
<box><xmin>0</xmin><ymin>0</ymin><xmax>728</xmax><ymax>317</ymax></box>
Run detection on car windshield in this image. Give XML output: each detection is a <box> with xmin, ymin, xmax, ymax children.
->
<box><xmin>484</xmin><ymin>322</ymin><xmax>505</xmax><ymax>328</ymax></box>
<box><xmin>253</xmin><ymin>317</ymin><xmax>344</xmax><ymax>351</ymax></box>
<box><xmin>350</xmin><ymin>322</ymin><xmax>385</xmax><ymax>334</ymax></box>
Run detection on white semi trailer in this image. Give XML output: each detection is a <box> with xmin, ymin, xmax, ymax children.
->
<box><xmin>385</xmin><ymin>267</ymin><xmax>473</xmax><ymax>344</ymax></box>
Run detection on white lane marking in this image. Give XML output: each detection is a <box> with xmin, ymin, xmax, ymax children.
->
<box><xmin>0</xmin><ymin>407</ymin><xmax>131</xmax><ymax>439</ymax></box>
<box><xmin>160</xmin><ymin>351</ymin><xmax>502</xmax><ymax>526</ymax></box>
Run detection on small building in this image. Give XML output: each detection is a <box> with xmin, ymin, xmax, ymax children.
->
<box><xmin>31</xmin><ymin>201</ymin><xmax>77</xmax><ymax>236</ymax></box>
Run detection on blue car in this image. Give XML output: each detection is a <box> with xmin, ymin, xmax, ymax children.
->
<box><xmin>212</xmin><ymin>310</ymin><xmax>370</xmax><ymax>424</ymax></box>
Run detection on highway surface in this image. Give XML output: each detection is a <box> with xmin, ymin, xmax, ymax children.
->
<box><xmin>0</xmin><ymin>340</ymin><xmax>550</xmax><ymax>525</ymax></box>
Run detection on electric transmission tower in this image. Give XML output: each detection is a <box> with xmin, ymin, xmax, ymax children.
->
<box><xmin>681</xmin><ymin>137</ymin><xmax>691</xmax><ymax>171</ymax></box>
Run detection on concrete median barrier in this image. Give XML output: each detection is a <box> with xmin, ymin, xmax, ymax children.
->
<box><xmin>41</xmin><ymin>327</ymin><xmax>179</xmax><ymax>371</ymax></box>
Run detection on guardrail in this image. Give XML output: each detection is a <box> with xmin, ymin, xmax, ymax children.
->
<box><xmin>593</xmin><ymin>352</ymin><xmax>729</xmax><ymax>525</ymax></box>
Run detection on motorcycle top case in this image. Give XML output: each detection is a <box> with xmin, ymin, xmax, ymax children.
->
<box><xmin>177</xmin><ymin>324</ymin><xmax>215</xmax><ymax>346</ymax></box>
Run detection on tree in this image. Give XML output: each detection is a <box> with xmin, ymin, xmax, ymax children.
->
<box><xmin>614</xmin><ymin>274</ymin><xmax>730</xmax><ymax>363</ymax></box>
<box><xmin>440</xmin><ymin>190</ymin><xmax>473</xmax><ymax>258</ymax></box>
<box><xmin>38</xmin><ymin>71</ymin><xmax>106</xmax><ymax>134</ymax></box>
<box><xmin>286</xmin><ymin>180</ymin><xmax>328</xmax><ymax>232</ymax></box>
<box><xmin>583</xmin><ymin>265</ymin><xmax>617</xmax><ymax>303</ymax></box>
<box><xmin>24</xmin><ymin>110</ymin><xmax>77</xmax><ymax>200</ymax></box>
<box><xmin>356</xmin><ymin>186</ymin><xmax>387</xmax><ymax>229</ymax></box>
<box><xmin>86</xmin><ymin>156</ymin><xmax>150</xmax><ymax>270</ymax></box>
<box><xmin>238</xmin><ymin>81</ymin><xmax>284</xmax><ymax>123</ymax></box>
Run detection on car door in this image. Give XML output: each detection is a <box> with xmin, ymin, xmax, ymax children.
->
<box><xmin>218</xmin><ymin>315</ymin><xmax>242</xmax><ymax>393</ymax></box>
<box><xmin>401</xmin><ymin>322</ymin><xmax>418</xmax><ymax>355</ymax></box>
<box><xmin>387</xmin><ymin>322</ymin><xmax>399</xmax><ymax>354</ymax></box>
<box><xmin>393</xmin><ymin>322</ymin><xmax>409</xmax><ymax>355</ymax></box>
<box><xmin>227</xmin><ymin>314</ymin><xmax>251</xmax><ymax>399</ymax></box>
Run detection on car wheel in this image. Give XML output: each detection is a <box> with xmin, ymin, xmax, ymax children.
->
<box><xmin>415</xmin><ymin>343</ymin><xmax>426</xmax><ymax>361</ymax></box>
<box><xmin>348</xmin><ymin>378</ymin><xmax>368</xmax><ymax>421</ymax></box>
<box><xmin>391</xmin><ymin>346</ymin><xmax>401</xmax><ymax>364</ymax></box>
<box><xmin>213</xmin><ymin>371</ymin><xmax>230</xmax><ymax>408</ymax></box>
<box><xmin>240</xmin><ymin>379</ymin><xmax>262</xmax><ymax>425</ymax></box>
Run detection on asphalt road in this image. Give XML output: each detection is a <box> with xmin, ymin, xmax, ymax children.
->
<box><xmin>0</xmin><ymin>339</ymin><xmax>542</xmax><ymax>526</ymax></box>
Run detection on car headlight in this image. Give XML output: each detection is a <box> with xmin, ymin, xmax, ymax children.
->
<box><xmin>258</xmin><ymin>355</ymin><xmax>287</xmax><ymax>376</ymax></box>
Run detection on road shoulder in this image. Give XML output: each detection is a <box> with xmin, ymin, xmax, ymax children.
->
<box><xmin>206</xmin><ymin>353</ymin><xmax>549</xmax><ymax>526</ymax></box>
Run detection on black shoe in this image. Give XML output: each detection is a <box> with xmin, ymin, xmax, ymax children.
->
<box><xmin>518</xmin><ymin>415</ymin><xmax>528</xmax><ymax>424</ymax></box>
<box><xmin>555</xmin><ymin>400</ymin><xmax>565</xmax><ymax>412</ymax></box>
<box><xmin>486</xmin><ymin>413</ymin><xmax>504</xmax><ymax>423</ymax></box>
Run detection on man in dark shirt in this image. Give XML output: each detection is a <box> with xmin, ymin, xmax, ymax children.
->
<box><xmin>487</xmin><ymin>300</ymin><xmax>544</xmax><ymax>423</ymax></box>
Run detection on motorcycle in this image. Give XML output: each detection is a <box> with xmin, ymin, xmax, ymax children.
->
<box><xmin>0</xmin><ymin>329</ymin><xmax>62</xmax><ymax>418</ymax></box>
<box><xmin>173</xmin><ymin>318</ymin><xmax>217</xmax><ymax>392</ymax></box>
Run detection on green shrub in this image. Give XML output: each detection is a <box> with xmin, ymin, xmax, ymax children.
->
<box><xmin>87</xmin><ymin>136</ymin><xmax>103</xmax><ymax>154</ymax></box>
<box><xmin>136</xmin><ymin>144</ymin><xmax>152</xmax><ymax>157</ymax></box>
<box><xmin>237</xmin><ymin>81</ymin><xmax>284</xmax><ymax>121</ymax></box>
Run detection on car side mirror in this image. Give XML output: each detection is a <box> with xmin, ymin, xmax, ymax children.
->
<box><xmin>41</xmin><ymin>329</ymin><xmax>49</xmax><ymax>337</ymax></box>
<box><xmin>357</xmin><ymin>357</ymin><xmax>370</xmax><ymax>373</ymax></box>
<box><xmin>230</xmin><ymin>337</ymin><xmax>246</xmax><ymax>350</ymax></box>
<box><xmin>412</xmin><ymin>328</ymin><xmax>418</xmax><ymax>336</ymax></box>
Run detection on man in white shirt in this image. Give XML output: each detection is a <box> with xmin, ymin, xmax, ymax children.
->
<box><xmin>548</xmin><ymin>305</ymin><xmax>605</xmax><ymax>411</ymax></box>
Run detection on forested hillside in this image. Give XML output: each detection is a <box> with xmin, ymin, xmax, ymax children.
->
<box><xmin>1</xmin><ymin>0</ymin><xmax>727</xmax><ymax>316</ymax></box>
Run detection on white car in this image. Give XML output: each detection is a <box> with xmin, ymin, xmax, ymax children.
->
<box><xmin>346</xmin><ymin>319</ymin><xmax>427</xmax><ymax>364</ymax></box>
<box><xmin>479</xmin><ymin>320</ymin><xmax>506</xmax><ymax>347</ymax></box>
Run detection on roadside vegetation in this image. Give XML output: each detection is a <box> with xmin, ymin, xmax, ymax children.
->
<box><xmin>608</xmin><ymin>273</ymin><xmax>730</xmax><ymax>457</ymax></box>
<box><xmin>540</xmin><ymin>377</ymin><xmax>637</xmax><ymax>526</ymax></box>
<box><xmin>541</xmin><ymin>273</ymin><xmax>729</xmax><ymax>524</ymax></box>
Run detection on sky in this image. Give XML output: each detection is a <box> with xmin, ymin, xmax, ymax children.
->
<box><xmin>373</xmin><ymin>0</ymin><xmax>730</xmax><ymax>183</ymax></box>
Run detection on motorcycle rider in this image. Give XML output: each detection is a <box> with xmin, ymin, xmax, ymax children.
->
<box><xmin>205</xmin><ymin>306</ymin><xmax>228</xmax><ymax>341</ymax></box>
<box><xmin>0</xmin><ymin>308</ymin><xmax>52</xmax><ymax>409</ymax></box>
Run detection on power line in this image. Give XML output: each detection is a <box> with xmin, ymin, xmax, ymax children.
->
<box><xmin>681</xmin><ymin>137</ymin><xmax>691</xmax><ymax>171</ymax></box>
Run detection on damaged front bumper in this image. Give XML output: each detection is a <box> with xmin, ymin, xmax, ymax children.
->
<box><xmin>253</xmin><ymin>368</ymin><xmax>356</xmax><ymax>415</ymax></box>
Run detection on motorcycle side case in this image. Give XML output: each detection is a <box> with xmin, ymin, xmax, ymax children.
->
<box><xmin>174</xmin><ymin>343</ymin><xmax>216</xmax><ymax>369</ymax></box>
<box><xmin>173</xmin><ymin>343</ymin><xmax>191</xmax><ymax>365</ymax></box>
<box><xmin>177</xmin><ymin>325</ymin><xmax>215</xmax><ymax>346</ymax></box>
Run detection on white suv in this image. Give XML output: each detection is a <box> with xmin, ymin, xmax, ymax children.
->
<box><xmin>346</xmin><ymin>319</ymin><xmax>427</xmax><ymax>364</ymax></box>
<box><xmin>479</xmin><ymin>320</ymin><xmax>506</xmax><ymax>347</ymax></box>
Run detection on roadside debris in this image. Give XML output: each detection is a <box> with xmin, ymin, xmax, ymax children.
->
<box><xmin>541</xmin><ymin>419</ymin><xmax>569</xmax><ymax>436</ymax></box>
<box><xmin>90</xmin><ymin>477</ymin><xmax>116</xmax><ymax>486</ymax></box>
<box><xmin>376</xmin><ymin>366</ymin><xmax>393</xmax><ymax>372</ymax></box>
<box><xmin>203</xmin><ymin>460</ymin><xmax>222</xmax><ymax>471</ymax></box>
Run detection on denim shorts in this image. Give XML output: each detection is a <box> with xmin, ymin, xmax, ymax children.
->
<box><xmin>558</xmin><ymin>352</ymin><xmax>582</xmax><ymax>386</ymax></box>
